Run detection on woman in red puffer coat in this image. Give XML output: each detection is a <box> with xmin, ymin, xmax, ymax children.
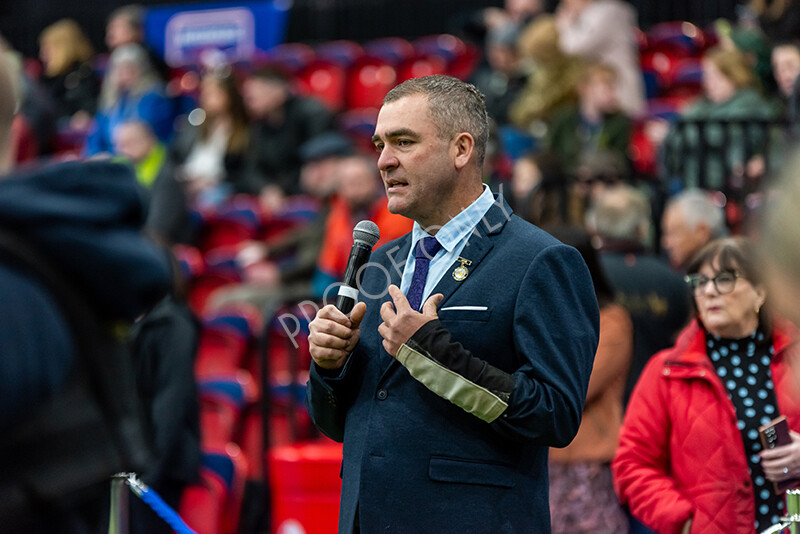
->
<box><xmin>612</xmin><ymin>237</ymin><xmax>800</xmax><ymax>534</ymax></box>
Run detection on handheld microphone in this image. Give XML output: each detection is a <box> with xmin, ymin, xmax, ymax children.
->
<box><xmin>335</xmin><ymin>220</ymin><xmax>380</xmax><ymax>314</ymax></box>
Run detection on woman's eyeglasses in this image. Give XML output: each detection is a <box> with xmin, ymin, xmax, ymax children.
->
<box><xmin>684</xmin><ymin>271</ymin><xmax>741</xmax><ymax>296</ymax></box>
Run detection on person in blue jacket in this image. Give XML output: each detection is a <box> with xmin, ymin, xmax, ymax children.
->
<box><xmin>306</xmin><ymin>75</ymin><xmax>599</xmax><ymax>534</ymax></box>
<box><xmin>85</xmin><ymin>43</ymin><xmax>175</xmax><ymax>155</ymax></box>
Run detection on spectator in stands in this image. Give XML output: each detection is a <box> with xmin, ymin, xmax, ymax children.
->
<box><xmin>771</xmin><ymin>41</ymin><xmax>800</xmax><ymax>121</ymax></box>
<box><xmin>468</xmin><ymin>23</ymin><xmax>527</xmax><ymax>124</ymax></box>
<box><xmin>546</xmin><ymin>226</ymin><xmax>631</xmax><ymax>534</ymax></box>
<box><xmin>1</xmin><ymin>34</ymin><xmax>55</xmax><ymax>158</ymax></box>
<box><xmin>508</xmin><ymin>15</ymin><xmax>583</xmax><ymax>138</ymax></box>
<box><xmin>38</xmin><ymin>19</ymin><xmax>98</xmax><ymax>131</ymax></box>
<box><xmin>113</xmin><ymin>121</ymin><xmax>193</xmax><ymax>245</ymax></box>
<box><xmin>209</xmin><ymin>132</ymin><xmax>354</xmax><ymax>312</ymax></box>
<box><xmin>545</xmin><ymin>62</ymin><xmax>631</xmax><ymax>177</ymax></box>
<box><xmin>555</xmin><ymin>0</ymin><xmax>645</xmax><ymax>118</ymax></box>
<box><xmin>661</xmin><ymin>46</ymin><xmax>779</xmax><ymax>190</ymax></box>
<box><xmin>105</xmin><ymin>4</ymin><xmax>170</xmax><ymax>80</ymax></box>
<box><xmin>129</xmin><ymin>244</ymin><xmax>201</xmax><ymax>534</ymax></box>
<box><xmin>170</xmin><ymin>69</ymin><xmax>249</xmax><ymax>208</ymax></box>
<box><xmin>739</xmin><ymin>0</ymin><xmax>800</xmax><ymax>46</ymax></box>
<box><xmin>613</xmin><ymin>237</ymin><xmax>798</xmax><ymax>533</ymax></box>
<box><xmin>240</xmin><ymin>65</ymin><xmax>335</xmax><ymax>211</ymax></box>
<box><xmin>661</xmin><ymin>189</ymin><xmax>728</xmax><ymax>273</ymax></box>
<box><xmin>86</xmin><ymin>43</ymin><xmax>175</xmax><ymax>155</ymax></box>
<box><xmin>586</xmin><ymin>185</ymin><xmax>691</xmax><ymax>406</ymax></box>
<box><xmin>450</xmin><ymin>0</ymin><xmax>544</xmax><ymax>50</ymax></box>
<box><xmin>311</xmin><ymin>153</ymin><xmax>413</xmax><ymax>298</ymax></box>
<box><xmin>510</xmin><ymin>151</ymin><xmax>571</xmax><ymax>227</ymax></box>
<box><xmin>0</xmin><ymin>40</ymin><xmax>38</xmax><ymax>165</ymax></box>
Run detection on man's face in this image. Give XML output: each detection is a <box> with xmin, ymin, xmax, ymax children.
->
<box><xmin>372</xmin><ymin>94</ymin><xmax>458</xmax><ymax>229</ymax></box>
<box><xmin>772</xmin><ymin>46</ymin><xmax>800</xmax><ymax>98</ymax></box>
<box><xmin>661</xmin><ymin>205</ymin><xmax>708</xmax><ymax>270</ymax></box>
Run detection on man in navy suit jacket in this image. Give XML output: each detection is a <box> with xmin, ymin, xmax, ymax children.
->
<box><xmin>306</xmin><ymin>75</ymin><xmax>599</xmax><ymax>534</ymax></box>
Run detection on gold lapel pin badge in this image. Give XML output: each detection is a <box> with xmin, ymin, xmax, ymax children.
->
<box><xmin>452</xmin><ymin>257</ymin><xmax>472</xmax><ymax>281</ymax></box>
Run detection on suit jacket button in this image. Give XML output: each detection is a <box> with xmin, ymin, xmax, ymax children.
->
<box><xmin>377</xmin><ymin>389</ymin><xmax>388</xmax><ymax>400</ymax></box>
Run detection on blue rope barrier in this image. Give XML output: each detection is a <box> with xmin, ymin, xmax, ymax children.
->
<box><xmin>126</xmin><ymin>475</ymin><xmax>198</xmax><ymax>534</ymax></box>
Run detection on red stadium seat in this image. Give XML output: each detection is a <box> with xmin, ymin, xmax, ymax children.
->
<box><xmin>262</xmin><ymin>42</ymin><xmax>316</xmax><ymax>74</ymax></box>
<box><xmin>413</xmin><ymin>34</ymin><xmax>481</xmax><ymax>80</ymax></box>
<box><xmin>198</xmin><ymin>370</ymin><xmax>257</xmax><ymax>447</ymax></box>
<box><xmin>363</xmin><ymin>37</ymin><xmax>415</xmax><ymax>65</ymax></box>
<box><xmin>315</xmin><ymin>39</ymin><xmax>365</xmax><ymax>67</ymax></box>
<box><xmin>296</xmin><ymin>59</ymin><xmax>348</xmax><ymax>111</ymax></box>
<box><xmin>396</xmin><ymin>54</ymin><xmax>448</xmax><ymax>83</ymax></box>
<box><xmin>346</xmin><ymin>57</ymin><xmax>397</xmax><ymax>110</ymax></box>
<box><xmin>206</xmin><ymin>444</ymin><xmax>248</xmax><ymax>534</ymax></box>
<box><xmin>180</xmin><ymin>470</ymin><xmax>226</xmax><ymax>534</ymax></box>
<box><xmin>195</xmin><ymin>319</ymin><xmax>251</xmax><ymax>377</ymax></box>
<box><xmin>269</xmin><ymin>440</ymin><xmax>343</xmax><ymax>534</ymax></box>
<box><xmin>646</xmin><ymin>21</ymin><xmax>707</xmax><ymax>57</ymax></box>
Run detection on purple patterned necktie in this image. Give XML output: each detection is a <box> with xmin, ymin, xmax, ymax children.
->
<box><xmin>406</xmin><ymin>236</ymin><xmax>441</xmax><ymax>311</ymax></box>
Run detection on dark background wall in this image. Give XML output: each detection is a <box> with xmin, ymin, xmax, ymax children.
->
<box><xmin>1</xmin><ymin>0</ymin><xmax>738</xmax><ymax>59</ymax></box>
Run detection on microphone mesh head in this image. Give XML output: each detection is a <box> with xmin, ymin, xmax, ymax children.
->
<box><xmin>353</xmin><ymin>220</ymin><xmax>380</xmax><ymax>247</ymax></box>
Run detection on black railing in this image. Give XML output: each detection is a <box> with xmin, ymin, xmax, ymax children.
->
<box><xmin>661</xmin><ymin>117</ymin><xmax>795</xmax><ymax>196</ymax></box>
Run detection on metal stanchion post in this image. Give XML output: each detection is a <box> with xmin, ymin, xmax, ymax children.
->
<box><xmin>108</xmin><ymin>473</ymin><xmax>131</xmax><ymax>534</ymax></box>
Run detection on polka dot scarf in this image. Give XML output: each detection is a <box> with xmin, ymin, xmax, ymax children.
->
<box><xmin>707</xmin><ymin>328</ymin><xmax>783</xmax><ymax>530</ymax></box>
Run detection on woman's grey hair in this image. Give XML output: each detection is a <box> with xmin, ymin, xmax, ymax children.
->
<box><xmin>383</xmin><ymin>75</ymin><xmax>489</xmax><ymax>167</ymax></box>
<box><xmin>100</xmin><ymin>43</ymin><xmax>159</xmax><ymax>110</ymax></box>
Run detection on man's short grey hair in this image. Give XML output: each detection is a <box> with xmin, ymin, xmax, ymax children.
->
<box><xmin>383</xmin><ymin>75</ymin><xmax>489</xmax><ymax>167</ymax></box>
<box><xmin>587</xmin><ymin>185</ymin><xmax>651</xmax><ymax>242</ymax></box>
<box><xmin>666</xmin><ymin>189</ymin><xmax>727</xmax><ymax>238</ymax></box>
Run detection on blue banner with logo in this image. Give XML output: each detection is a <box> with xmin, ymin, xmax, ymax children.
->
<box><xmin>144</xmin><ymin>0</ymin><xmax>291</xmax><ymax>67</ymax></box>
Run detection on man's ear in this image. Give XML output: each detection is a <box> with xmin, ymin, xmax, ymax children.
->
<box><xmin>452</xmin><ymin>133</ymin><xmax>475</xmax><ymax>170</ymax></box>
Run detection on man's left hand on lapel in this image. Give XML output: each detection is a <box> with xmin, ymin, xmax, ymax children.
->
<box><xmin>379</xmin><ymin>285</ymin><xmax>443</xmax><ymax>357</ymax></box>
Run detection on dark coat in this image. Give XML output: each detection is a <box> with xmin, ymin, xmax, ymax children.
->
<box><xmin>307</xmin><ymin>198</ymin><xmax>599</xmax><ymax>533</ymax></box>
<box><xmin>130</xmin><ymin>295</ymin><xmax>201</xmax><ymax>489</ymax></box>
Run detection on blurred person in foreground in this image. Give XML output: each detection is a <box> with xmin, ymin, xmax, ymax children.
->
<box><xmin>306</xmin><ymin>75</ymin><xmax>599</xmax><ymax>533</ymax></box>
<box><xmin>661</xmin><ymin>189</ymin><xmax>728</xmax><ymax>273</ymax></box>
<box><xmin>613</xmin><ymin>237</ymin><xmax>800</xmax><ymax>533</ymax></box>
<box><xmin>586</xmin><ymin>185</ymin><xmax>691</xmax><ymax>405</ymax></box>
<box><xmin>0</xmin><ymin>50</ymin><xmax>171</xmax><ymax>531</ymax></box>
<box><xmin>547</xmin><ymin>226</ymin><xmax>632</xmax><ymax>534</ymax></box>
<box><xmin>760</xmin><ymin>150</ymin><xmax>800</xmax><ymax>329</ymax></box>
